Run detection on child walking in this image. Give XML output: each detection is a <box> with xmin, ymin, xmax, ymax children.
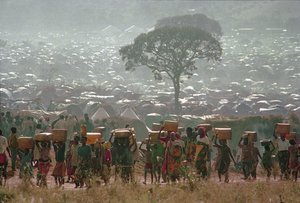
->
<box><xmin>262</xmin><ymin>141</ymin><xmax>276</xmax><ymax>180</ymax></box>
<box><xmin>140</xmin><ymin>140</ymin><xmax>153</xmax><ymax>184</ymax></box>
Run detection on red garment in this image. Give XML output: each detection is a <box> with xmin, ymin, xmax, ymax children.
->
<box><xmin>38</xmin><ymin>160</ymin><xmax>51</xmax><ymax>176</ymax></box>
<box><xmin>0</xmin><ymin>153</ymin><xmax>6</xmax><ymax>165</ymax></box>
<box><xmin>104</xmin><ymin>149</ymin><xmax>112</xmax><ymax>164</ymax></box>
<box><xmin>67</xmin><ymin>167</ymin><xmax>75</xmax><ymax>176</ymax></box>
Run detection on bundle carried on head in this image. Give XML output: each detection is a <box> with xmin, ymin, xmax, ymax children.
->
<box><xmin>34</xmin><ymin>133</ymin><xmax>52</xmax><ymax>142</ymax></box>
<box><xmin>163</xmin><ymin>120</ymin><xmax>178</xmax><ymax>132</ymax></box>
<box><xmin>85</xmin><ymin>132</ymin><xmax>102</xmax><ymax>145</ymax></box>
<box><xmin>197</xmin><ymin>124</ymin><xmax>212</xmax><ymax>132</ymax></box>
<box><xmin>275</xmin><ymin>123</ymin><xmax>290</xmax><ymax>135</ymax></box>
<box><xmin>214</xmin><ymin>128</ymin><xmax>232</xmax><ymax>140</ymax></box>
<box><xmin>18</xmin><ymin>137</ymin><xmax>34</xmax><ymax>150</ymax></box>
<box><xmin>52</xmin><ymin>129</ymin><xmax>67</xmax><ymax>142</ymax></box>
<box><xmin>244</xmin><ymin>131</ymin><xmax>257</xmax><ymax>142</ymax></box>
<box><xmin>111</xmin><ymin>128</ymin><xmax>134</xmax><ymax>138</ymax></box>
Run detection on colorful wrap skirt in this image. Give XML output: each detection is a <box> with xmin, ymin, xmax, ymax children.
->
<box><xmin>38</xmin><ymin>159</ymin><xmax>51</xmax><ymax>176</ymax></box>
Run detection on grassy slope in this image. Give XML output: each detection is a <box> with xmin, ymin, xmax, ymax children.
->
<box><xmin>1</xmin><ymin>181</ymin><xmax>300</xmax><ymax>203</ymax></box>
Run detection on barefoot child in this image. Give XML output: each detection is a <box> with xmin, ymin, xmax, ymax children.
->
<box><xmin>102</xmin><ymin>141</ymin><xmax>112</xmax><ymax>184</ymax></box>
<box><xmin>75</xmin><ymin>136</ymin><xmax>92</xmax><ymax>188</ymax></box>
<box><xmin>139</xmin><ymin>140</ymin><xmax>153</xmax><ymax>184</ymax></box>
<box><xmin>151</xmin><ymin>141</ymin><xmax>164</xmax><ymax>183</ymax></box>
<box><xmin>261</xmin><ymin>141</ymin><xmax>275</xmax><ymax>180</ymax></box>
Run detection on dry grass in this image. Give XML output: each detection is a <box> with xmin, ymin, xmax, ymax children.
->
<box><xmin>1</xmin><ymin>179</ymin><xmax>300</xmax><ymax>203</ymax></box>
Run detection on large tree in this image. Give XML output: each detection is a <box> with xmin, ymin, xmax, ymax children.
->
<box><xmin>155</xmin><ymin>13</ymin><xmax>222</xmax><ymax>37</ymax></box>
<box><xmin>119</xmin><ymin>26</ymin><xmax>222</xmax><ymax>114</ymax></box>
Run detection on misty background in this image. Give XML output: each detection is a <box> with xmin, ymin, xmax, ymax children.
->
<box><xmin>1</xmin><ymin>0</ymin><xmax>299</xmax><ymax>33</ymax></box>
<box><xmin>1</xmin><ymin>0</ymin><xmax>300</xmax><ymax>117</ymax></box>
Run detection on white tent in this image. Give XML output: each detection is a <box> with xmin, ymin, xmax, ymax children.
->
<box><xmin>101</xmin><ymin>25</ymin><xmax>122</xmax><ymax>36</ymax></box>
<box><xmin>91</xmin><ymin>107</ymin><xmax>110</xmax><ymax>121</ymax></box>
<box><xmin>120</xmin><ymin>107</ymin><xmax>140</xmax><ymax>120</ymax></box>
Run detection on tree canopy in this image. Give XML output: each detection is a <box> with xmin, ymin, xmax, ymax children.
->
<box><xmin>155</xmin><ymin>13</ymin><xmax>222</xmax><ymax>36</ymax></box>
<box><xmin>119</xmin><ymin>26</ymin><xmax>222</xmax><ymax>114</ymax></box>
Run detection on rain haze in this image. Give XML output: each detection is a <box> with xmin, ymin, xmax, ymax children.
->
<box><xmin>1</xmin><ymin>0</ymin><xmax>299</xmax><ymax>118</ymax></box>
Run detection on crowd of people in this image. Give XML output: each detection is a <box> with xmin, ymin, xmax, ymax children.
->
<box><xmin>140</xmin><ymin>126</ymin><xmax>300</xmax><ymax>184</ymax></box>
<box><xmin>0</xmin><ymin>111</ymin><xmax>104</xmax><ymax>187</ymax></box>
<box><xmin>0</xmin><ymin>110</ymin><xmax>299</xmax><ymax>189</ymax></box>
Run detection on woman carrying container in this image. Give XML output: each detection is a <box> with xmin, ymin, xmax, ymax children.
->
<box><xmin>238</xmin><ymin>136</ymin><xmax>253</xmax><ymax>180</ymax></box>
<box><xmin>75</xmin><ymin>136</ymin><xmax>92</xmax><ymax>188</ymax></box>
<box><xmin>70</xmin><ymin>136</ymin><xmax>80</xmax><ymax>182</ymax></box>
<box><xmin>273</xmin><ymin>133</ymin><xmax>290</xmax><ymax>180</ymax></box>
<box><xmin>184</xmin><ymin>127</ymin><xmax>196</xmax><ymax>163</ymax></box>
<box><xmin>52</xmin><ymin>141</ymin><xmax>66</xmax><ymax>186</ymax></box>
<box><xmin>195</xmin><ymin>127</ymin><xmax>210</xmax><ymax>179</ymax></box>
<box><xmin>36</xmin><ymin>141</ymin><xmax>51</xmax><ymax>187</ymax></box>
<box><xmin>101</xmin><ymin>141</ymin><xmax>112</xmax><ymax>184</ymax></box>
<box><xmin>139</xmin><ymin>140</ymin><xmax>153</xmax><ymax>184</ymax></box>
<box><xmin>213</xmin><ymin>138</ymin><xmax>236</xmax><ymax>183</ymax></box>
<box><xmin>261</xmin><ymin>140</ymin><xmax>276</xmax><ymax>180</ymax></box>
<box><xmin>165</xmin><ymin>132</ymin><xmax>184</xmax><ymax>182</ymax></box>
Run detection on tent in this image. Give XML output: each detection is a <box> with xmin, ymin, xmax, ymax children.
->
<box><xmin>19</xmin><ymin>110</ymin><xmax>66</xmax><ymax>121</ymax></box>
<box><xmin>0</xmin><ymin>88</ymin><xmax>12</xmax><ymax>100</ymax></box>
<box><xmin>120</xmin><ymin>107</ymin><xmax>140</xmax><ymax>120</ymax></box>
<box><xmin>91</xmin><ymin>107</ymin><xmax>110</xmax><ymax>122</ymax></box>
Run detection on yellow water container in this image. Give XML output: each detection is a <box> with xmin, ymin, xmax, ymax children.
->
<box><xmin>52</xmin><ymin>129</ymin><xmax>67</xmax><ymax>142</ymax></box>
<box><xmin>34</xmin><ymin>133</ymin><xmax>52</xmax><ymax>141</ymax></box>
<box><xmin>244</xmin><ymin>131</ymin><xmax>257</xmax><ymax>142</ymax></box>
<box><xmin>275</xmin><ymin>123</ymin><xmax>290</xmax><ymax>134</ymax></box>
<box><xmin>86</xmin><ymin>132</ymin><xmax>102</xmax><ymax>145</ymax></box>
<box><xmin>18</xmin><ymin>137</ymin><xmax>34</xmax><ymax>150</ymax></box>
<box><xmin>163</xmin><ymin>120</ymin><xmax>178</xmax><ymax>132</ymax></box>
<box><xmin>197</xmin><ymin>124</ymin><xmax>212</xmax><ymax>132</ymax></box>
<box><xmin>95</xmin><ymin>126</ymin><xmax>106</xmax><ymax>133</ymax></box>
<box><xmin>112</xmin><ymin>129</ymin><xmax>132</xmax><ymax>138</ymax></box>
<box><xmin>214</xmin><ymin>128</ymin><xmax>232</xmax><ymax>140</ymax></box>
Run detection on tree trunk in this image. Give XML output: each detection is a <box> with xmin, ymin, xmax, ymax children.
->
<box><xmin>173</xmin><ymin>78</ymin><xmax>181</xmax><ymax>115</ymax></box>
